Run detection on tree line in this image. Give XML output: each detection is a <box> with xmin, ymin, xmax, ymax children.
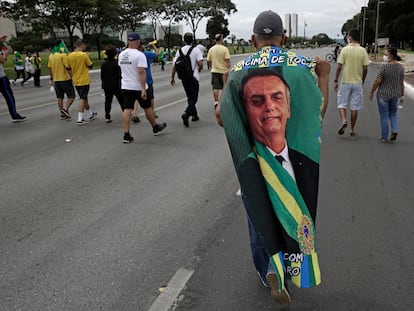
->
<box><xmin>0</xmin><ymin>0</ymin><xmax>237</xmax><ymax>56</ymax></box>
<box><xmin>341</xmin><ymin>0</ymin><xmax>413</xmax><ymax>50</ymax></box>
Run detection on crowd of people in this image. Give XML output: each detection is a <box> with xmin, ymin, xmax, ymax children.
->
<box><xmin>0</xmin><ymin>10</ymin><xmax>407</xmax><ymax>305</ymax></box>
<box><xmin>334</xmin><ymin>29</ymin><xmax>405</xmax><ymax>142</ymax></box>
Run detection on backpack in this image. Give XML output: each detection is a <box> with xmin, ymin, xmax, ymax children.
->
<box><xmin>175</xmin><ymin>46</ymin><xmax>195</xmax><ymax>80</ymax></box>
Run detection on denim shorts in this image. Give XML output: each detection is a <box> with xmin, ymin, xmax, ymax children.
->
<box><xmin>337</xmin><ymin>83</ymin><xmax>364</xmax><ymax>110</ymax></box>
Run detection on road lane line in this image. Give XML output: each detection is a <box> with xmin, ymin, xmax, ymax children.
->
<box><xmin>147</xmin><ymin>268</ymin><xmax>194</xmax><ymax>311</ymax></box>
<box><xmin>0</xmin><ymin>94</ymin><xmax>187</xmax><ymax>116</ymax></box>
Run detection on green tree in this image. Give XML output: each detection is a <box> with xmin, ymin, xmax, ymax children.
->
<box><xmin>0</xmin><ymin>0</ymin><xmax>13</xmax><ymax>18</ymax></box>
<box><xmin>206</xmin><ymin>12</ymin><xmax>230</xmax><ymax>40</ymax></box>
<box><xmin>14</xmin><ymin>0</ymin><xmax>96</xmax><ymax>49</ymax></box>
<box><xmin>179</xmin><ymin>0</ymin><xmax>236</xmax><ymax>40</ymax></box>
<box><xmin>342</xmin><ymin>0</ymin><xmax>414</xmax><ymax>50</ymax></box>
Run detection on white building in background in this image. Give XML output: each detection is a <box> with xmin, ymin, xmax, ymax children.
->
<box><xmin>285</xmin><ymin>14</ymin><xmax>291</xmax><ymax>38</ymax></box>
<box><xmin>0</xmin><ymin>17</ymin><xmax>17</xmax><ymax>39</ymax></box>
<box><xmin>121</xmin><ymin>23</ymin><xmax>183</xmax><ymax>42</ymax></box>
<box><xmin>292</xmin><ymin>13</ymin><xmax>298</xmax><ymax>37</ymax></box>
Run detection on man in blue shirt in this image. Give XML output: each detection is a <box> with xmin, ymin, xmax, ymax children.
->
<box><xmin>131</xmin><ymin>40</ymin><xmax>159</xmax><ymax>123</ymax></box>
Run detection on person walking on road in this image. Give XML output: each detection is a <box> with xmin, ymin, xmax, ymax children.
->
<box><xmin>101</xmin><ymin>44</ymin><xmax>124</xmax><ymax>123</ymax></box>
<box><xmin>48</xmin><ymin>40</ymin><xmax>75</xmax><ymax>120</ymax></box>
<box><xmin>369</xmin><ymin>46</ymin><xmax>405</xmax><ymax>142</ymax></box>
<box><xmin>334</xmin><ymin>29</ymin><xmax>370</xmax><ymax>136</ymax></box>
<box><xmin>118</xmin><ymin>32</ymin><xmax>166</xmax><ymax>144</ymax></box>
<box><xmin>32</xmin><ymin>51</ymin><xmax>42</xmax><ymax>87</ymax></box>
<box><xmin>219</xmin><ymin>10</ymin><xmax>329</xmax><ymax>305</ymax></box>
<box><xmin>67</xmin><ymin>39</ymin><xmax>97</xmax><ymax>125</ymax></box>
<box><xmin>206</xmin><ymin>34</ymin><xmax>231</xmax><ymax>110</ymax></box>
<box><xmin>12</xmin><ymin>51</ymin><xmax>25</xmax><ymax>85</ymax></box>
<box><xmin>131</xmin><ymin>40</ymin><xmax>160</xmax><ymax>123</ymax></box>
<box><xmin>171</xmin><ymin>32</ymin><xmax>203</xmax><ymax>127</ymax></box>
<box><xmin>21</xmin><ymin>52</ymin><xmax>34</xmax><ymax>86</ymax></box>
<box><xmin>0</xmin><ymin>35</ymin><xmax>26</xmax><ymax>122</ymax></box>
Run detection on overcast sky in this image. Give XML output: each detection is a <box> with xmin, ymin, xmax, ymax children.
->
<box><xmin>186</xmin><ymin>0</ymin><xmax>368</xmax><ymax>40</ymax></box>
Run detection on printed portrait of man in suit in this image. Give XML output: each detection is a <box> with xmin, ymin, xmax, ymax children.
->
<box><xmin>241</xmin><ymin>68</ymin><xmax>319</xmax><ymax>222</ymax></box>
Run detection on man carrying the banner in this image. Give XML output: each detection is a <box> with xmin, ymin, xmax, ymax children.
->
<box><xmin>220</xmin><ymin>10</ymin><xmax>329</xmax><ymax>304</ymax></box>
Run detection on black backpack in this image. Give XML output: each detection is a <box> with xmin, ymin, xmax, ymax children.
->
<box><xmin>175</xmin><ymin>46</ymin><xmax>195</xmax><ymax>80</ymax></box>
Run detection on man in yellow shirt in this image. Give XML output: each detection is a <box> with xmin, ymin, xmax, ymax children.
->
<box><xmin>206</xmin><ymin>34</ymin><xmax>231</xmax><ymax>109</ymax></box>
<box><xmin>67</xmin><ymin>39</ymin><xmax>97</xmax><ymax>125</ymax></box>
<box><xmin>334</xmin><ymin>29</ymin><xmax>369</xmax><ymax>136</ymax></box>
<box><xmin>48</xmin><ymin>40</ymin><xmax>75</xmax><ymax>120</ymax></box>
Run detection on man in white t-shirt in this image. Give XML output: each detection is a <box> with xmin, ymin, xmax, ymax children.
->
<box><xmin>170</xmin><ymin>33</ymin><xmax>203</xmax><ymax>127</ymax></box>
<box><xmin>118</xmin><ymin>32</ymin><xmax>166</xmax><ymax>143</ymax></box>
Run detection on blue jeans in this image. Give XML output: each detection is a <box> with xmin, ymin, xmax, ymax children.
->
<box><xmin>376</xmin><ymin>95</ymin><xmax>399</xmax><ymax>140</ymax></box>
<box><xmin>243</xmin><ymin>195</ymin><xmax>274</xmax><ymax>284</ymax></box>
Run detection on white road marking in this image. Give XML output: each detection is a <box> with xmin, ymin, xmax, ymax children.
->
<box><xmin>147</xmin><ymin>268</ymin><xmax>194</xmax><ymax>311</ymax></box>
<box><xmin>0</xmin><ymin>93</ymin><xmax>187</xmax><ymax>116</ymax></box>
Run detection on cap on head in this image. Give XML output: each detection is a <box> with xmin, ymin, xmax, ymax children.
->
<box><xmin>253</xmin><ymin>10</ymin><xmax>284</xmax><ymax>36</ymax></box>
<box><xmin>184</xmin><ymin>32</ymin><xmax>193</xmax><ymax>44</ymax></box>
<box><xmin>128</xmin><ymin>32</ymin><xmax>140</xmax><ymax>41</ymax></box>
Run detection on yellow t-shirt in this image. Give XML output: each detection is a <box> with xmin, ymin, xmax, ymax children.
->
<box><xmin>207</xmin><ymin>44</ymin><xmax>230</xmax><ymax>74</ymax></box>
<box><xmin>337</xmin><ymin>43</ymin><xmax>370</xmax><ymax>83</ymax></box>
<box><xmin>47</xmin><ymin>53</ymin><xmax>71</xmax><ymax>82</ymax></box>
<box><xmin>67</xmin><ymin>51</ymin><xmax>93</xmax><ymax>86</ymax></box>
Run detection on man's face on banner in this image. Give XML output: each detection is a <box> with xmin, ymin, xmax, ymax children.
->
<box><xmin>243</xmin><ymin>75</ymin><xmax>291</xmax><ymax>144</ymax></box>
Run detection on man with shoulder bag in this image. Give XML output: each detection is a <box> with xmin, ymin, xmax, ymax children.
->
<box><xmin>171</xmin><ymin>33</ymin><xmax>203</xmax><ymax>127</ymax></box>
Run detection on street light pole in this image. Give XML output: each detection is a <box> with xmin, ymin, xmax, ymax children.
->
<box><xmin>374</xmin><ymin>0</ymin><xmax>385</xmax><ymax>60</ymax></box>
<box><xmin>362</xmin><ymin>6</ymin><xmax>367</xmax><ymax>46</ymax></box>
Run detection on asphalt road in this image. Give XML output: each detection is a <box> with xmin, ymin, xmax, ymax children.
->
<box><xmin>1</xmin><ymin>47</ymin><xmax>413</xmax><ymax>311</ymax></box>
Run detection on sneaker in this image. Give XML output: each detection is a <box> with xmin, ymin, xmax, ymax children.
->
<box><xmin>105</xmin><ymin>119</ymin><xmax>112</xmax><ymax>123</ymax></box>
<box><xmin>181</xmin><ymin>113</ymin><xmax>189</xmax><ymax>127</ymax></box>
<box><xmin>192</xmin><ymin>115</ymin><xmax>200</xmax><ymax>121</ymax></box>
<box><xmin>122</xmin><ymin>132</ymin><xmax>134</xmax><ymax>144</ymax></box>
<box><xmin>60</xmin><ymin>114</ymin><xmax>67</xmax><ymax>120</ymax></box>
<box><xmin>338</xmin><ymin>121</ymin><xmax>347</xmax><ymax>135</ymax></box>
<box><xmin>61</xmin><ymin>108</ymin><xmax>71</xmax><ymax>118</ymax></box>
<box><xmin>131</xmin><ymin>116</ymin><xmax>140</xmax><ymax>123</ymax></box>
<box><xmin>12</xmin><ymin>115</ymin><xmax>26</xmax><ymax>122</ymax></box>
<box><xmin>89</xmin><ymin>112</ymin><xmax>97</xmax><ymax>120</ymax></box>
<box><xmin>390</xmin><ymin>132</ymin><xmax>398</xmax><ymax>141</ymax></box>
<box><xmin>266</xmin><ymin>273</ymin><xmax>291</xmax><ymax>304</ymax></box>
<box><xmin>76</xmin><ymin>120</ymin><xmax>87</xmax><ymax>126</ymax></box>
<box><xmin>257</xmin><ymin>271</ymin><xmax>270</xmax><ymax>288</ymax></box>
<box><xmin>153</xmin><ymin>123</ymin><xmax>167</xmax><ymax>136</ymax></box>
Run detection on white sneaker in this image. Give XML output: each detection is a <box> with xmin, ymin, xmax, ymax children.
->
<box><xmin>76</xmin><ymin>120</ymin><xmax>87</xmax><ymax>126</ymax></box>
<box><xmin>89</xmin><ymin>112</ymin><xmax>97</xmax><ymax>120</ymax></box>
